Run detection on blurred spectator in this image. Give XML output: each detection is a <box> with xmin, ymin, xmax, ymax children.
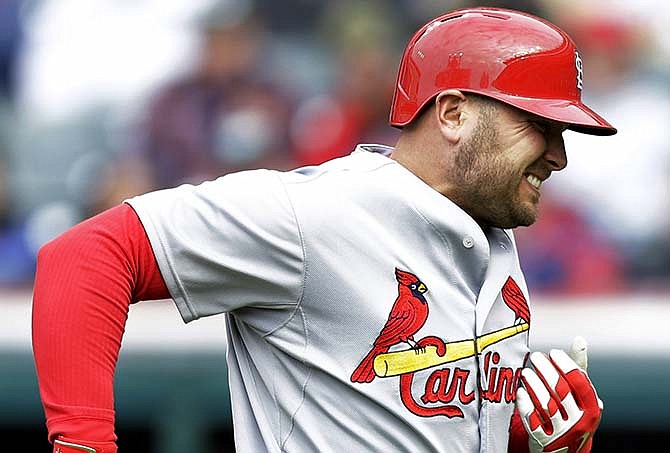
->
<box><xmin>547</xmin><ymin>6</ymin><xmax>670</xmax><ymax>289</ymax></box>
<box><xmin>515</xmin><ymin>194</ymin><xmax>626</xmax><ymax>295</ymax></box>
<box><xmin>85</xmin><ymin>153</ymin><xmax>155</xmax><ymax>217</ymax></box>
<box><xmin>131</xmin><ymin>0</ymin><xmax>295</xmax><ymax>190</ymax></box>
<box><xmin>290</xmin><ymin>0</ymin><xmax>401</xmax><ymax>166</ymax></box>
<box><xmin>0</xmin><ymin>0</ymin><xmax>23</xmax><ymax>101</ymax></box>
<box><xmin>0</xmin><ymin>123</ymin><xmax>34</xmax><ymax>288</ymax></box>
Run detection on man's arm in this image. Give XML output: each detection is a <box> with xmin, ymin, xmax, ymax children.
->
<box><xmin>32</xmin><ymin>203</ymin><xmax>170</xmax><ymax>453</ymax></box>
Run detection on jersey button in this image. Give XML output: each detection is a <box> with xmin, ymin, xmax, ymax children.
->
<box><xmin>462</xmin><ymin>236</ymin><xmax>474</xmax><ymax>248</ymax></box>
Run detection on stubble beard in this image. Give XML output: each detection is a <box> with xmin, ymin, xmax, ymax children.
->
<box><xmin>448</xmin><ymin>108</ymin><xmax>538</xmax><ymax>229</ymax></box>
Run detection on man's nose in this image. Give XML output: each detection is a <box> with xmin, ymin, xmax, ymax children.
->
<box><xmin>544</xmin><ymin>132</ymin><xmax>567</xmax><ymax>171</ymax></box>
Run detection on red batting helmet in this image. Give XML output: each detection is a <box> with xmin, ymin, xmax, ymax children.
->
<box><xmin>390</xmin><ymin>8</ymin><xmax>617</xmax><ymax>135</ymax></box>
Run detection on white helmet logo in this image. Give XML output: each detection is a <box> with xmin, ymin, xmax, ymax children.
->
<box><xmin>575</xmin><ymin>51</ymin><xmax>584</xmax><ymax>90</ymax></box>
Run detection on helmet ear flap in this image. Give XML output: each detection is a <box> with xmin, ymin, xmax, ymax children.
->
<box><xmin>390</xmin><ymin>48</ymin><xmax>423</xmax><ymax>126</ymax></box>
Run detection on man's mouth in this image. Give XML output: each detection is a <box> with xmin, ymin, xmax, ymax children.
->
<box><xmin>525</xmin><ymin>174</ymin><xmax>542</xmax><ymax>190</ymax></box>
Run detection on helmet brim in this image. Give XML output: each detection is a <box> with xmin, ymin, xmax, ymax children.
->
<box><xmin>479</xmin><ymin>93</ymin><xmax>617</xmax><ymax>136</ymax></box>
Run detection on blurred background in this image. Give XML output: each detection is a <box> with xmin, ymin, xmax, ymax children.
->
<box><xmin>0</xmin><ymin>0</ymin><xmax>667</xmax><ymax>451</ymax></box>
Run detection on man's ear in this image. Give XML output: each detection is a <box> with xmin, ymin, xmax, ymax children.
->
<box><xmin>434</xmin><ymin>90</ymin><xmax>468</xmax><ymax>144</ymax></box>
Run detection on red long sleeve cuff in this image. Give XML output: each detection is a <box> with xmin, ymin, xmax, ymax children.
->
<box><xmin>32</xmin><ymin>203</ymin><xmax>169</xmax><ymax>448</ymax></box>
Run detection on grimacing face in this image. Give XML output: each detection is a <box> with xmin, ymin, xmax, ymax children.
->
<box><xmin>446</xmin><ymin>99</ymin><xmax>568</xmax><ymax>229</ymax></box>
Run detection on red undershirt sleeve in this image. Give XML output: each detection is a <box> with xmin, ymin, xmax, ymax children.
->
<box><xmin>32</xmin><ymin>202</ymin><xmax>170</xmax><ymax>451</ymax></box>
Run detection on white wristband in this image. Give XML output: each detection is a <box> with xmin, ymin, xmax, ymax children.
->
<box><xmin>54</xmin><ymin>439</ymin><xmax>97</xmax><ymax>453</ymax></box>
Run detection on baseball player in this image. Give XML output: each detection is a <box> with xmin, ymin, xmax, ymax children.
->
<box><xmin>32</xmin><ymin>7</ymin><xmax>614</xmax><ymax>453</ymax></box>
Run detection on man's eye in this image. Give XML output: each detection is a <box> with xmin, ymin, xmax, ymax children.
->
<box><xmin>530</xmin><ymin>121</ymin><xmax>547</xmax><ymax>133</ymax></box>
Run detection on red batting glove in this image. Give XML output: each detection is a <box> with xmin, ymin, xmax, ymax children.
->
<box><xmin>53</xmin><ymin>437</ymin><xmax>117</xmax><ymax>453</ymax></box>
<box><xmin>516</xmin><ymin>336</ymin><xmax>603</xmax><ymax>453</ymax></box>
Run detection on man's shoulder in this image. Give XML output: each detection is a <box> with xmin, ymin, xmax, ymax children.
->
<box><xmin>275</xmin><ymin>144</ymin><xmax>417</xmax><ymax>218</ymax></box>
<box><xmin>281</xmin><ymin>144</ymin><xmax>396</xmax><ymax>185</ymax></box>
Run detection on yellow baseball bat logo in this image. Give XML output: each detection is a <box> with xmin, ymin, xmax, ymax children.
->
<box><xmin>373</xmin><ymin>322</ymin><xmax>529</xmax><ymax>377</ymax></box>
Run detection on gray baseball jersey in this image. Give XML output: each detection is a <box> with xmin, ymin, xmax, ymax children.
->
<box><xmin>127</xmin><ymin>144</ymin><xmax>531</xmax><ymax>452</ymax></box>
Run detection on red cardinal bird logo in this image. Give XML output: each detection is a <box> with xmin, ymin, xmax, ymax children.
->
<box><xmin>351</xmin><ymin>268</ymin><xmax>429</xmax><ymax>383</ymax></box>
<box><xmin>501</xmin><ymin>277</ymin><xmax>530</xmax><ymax>325</ymax></box>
